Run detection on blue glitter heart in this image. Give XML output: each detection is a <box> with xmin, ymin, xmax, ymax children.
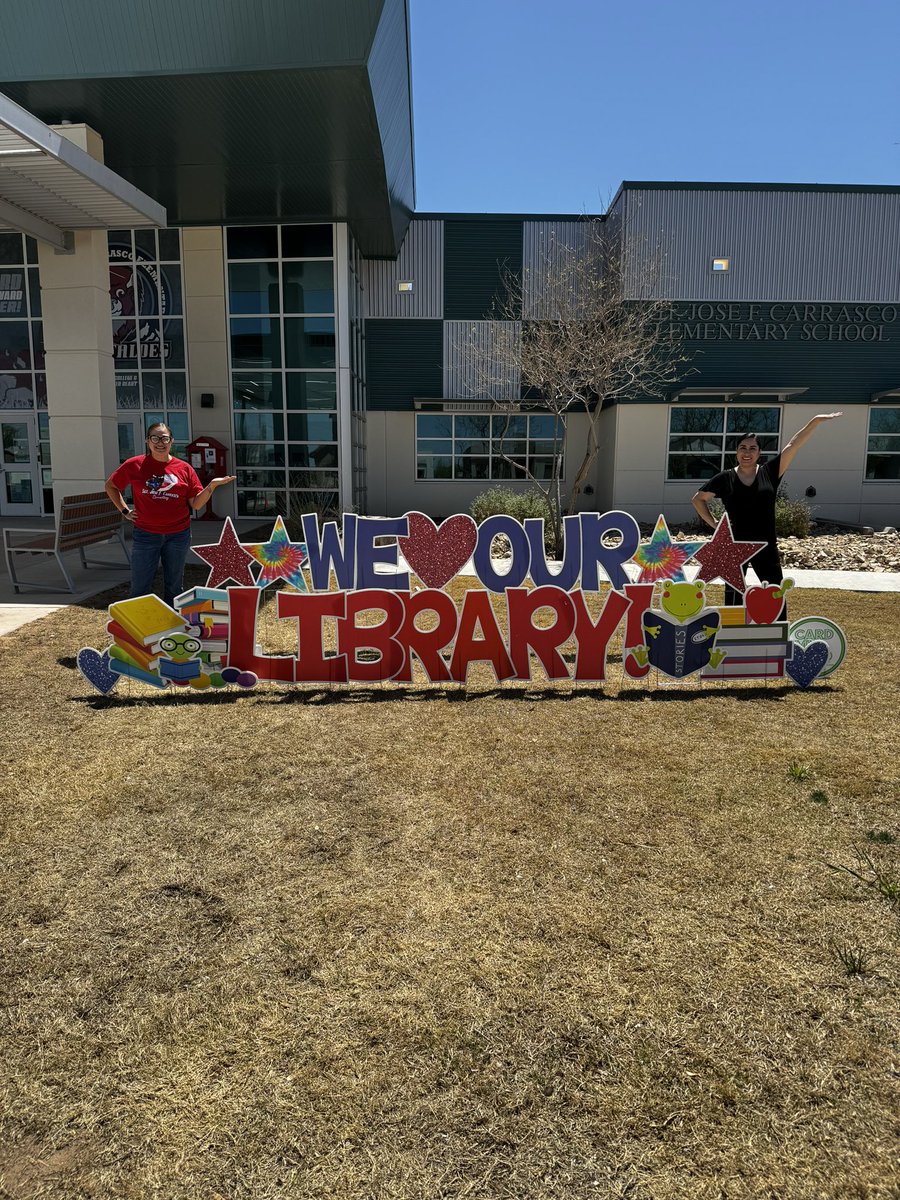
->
<box><xmin>77</xmin><ymin>647</ymin><xmax>119</xmax><ymax>695</ymax></box>
<box><xmin>786</xmin><ymin>642</ymin><xmax>828</xmax><ymax>689</ymax></box>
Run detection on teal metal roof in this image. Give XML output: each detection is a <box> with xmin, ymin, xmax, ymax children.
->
<box><xmin>0</xmin><ymin>0</ymin><xmax>414</xmax><ymax>255</ymax></box>
<box><xmin>616</xmin><ymin>180</ymin><xmax>900</xmax><ymax>198</ymax></box>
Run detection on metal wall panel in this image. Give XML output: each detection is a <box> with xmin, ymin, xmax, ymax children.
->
<box><xmin>624</xmin><ymin>187</ymin><xmax>900</xmax><ymax>301</ymax></box>
<box><xmin>444</xmin><ymin>320</ymin><xmax>520</xmax><ymax>401</ymax></box>
<box><xmin>363</xmin><ymin>219</ymin><xmax>443</xmax><ymax>318</ymax></box>
<box><xmin>365</xmin><ymin>318</ymin><xmax>442</xmax><ymax>410</ymax></box>
<box><xmin>522</xmin><ymin>220</ymin><xmax>592</xmax><ymax>318</ymax></box>
<box><xmin>444</xmin><ymin>218</ymin><xmax>524</xmax><ymax>320</ymax></box>
<box><xmin>658</xmin><ymin>324</ymin><xmax>900</xmax><ymax>409</ymax></box>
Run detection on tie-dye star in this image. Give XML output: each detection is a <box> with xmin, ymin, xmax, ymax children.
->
<box><xmin>629</xmin><ymin>515</ymin><xmax>704</xmax><ymax>583</ymax></box>
<box><xmin>243</xmin><ymin>516</ymin><xmax>309</xmax><ymax>590</ymax></box>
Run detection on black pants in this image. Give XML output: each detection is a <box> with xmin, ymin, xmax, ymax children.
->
<box><xmin>724</xmin><ymin>542</ymin><xmax>785</xmax><ymax>611</ymax></box>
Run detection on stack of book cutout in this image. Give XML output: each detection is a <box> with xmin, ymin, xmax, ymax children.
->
<box><xmin>175</xmin><ymin>587</ymin><xmax>231</xmax><ymax>673</ymax></box>
<box><xmin>106</xmin><ymin>595</ymin><xmax>187</xmax><ymax>688</ymax></box>
<box><xmin>701</xmin><ymin>606</ymin><xmax>794</xmax><ymax>679</ymax></box>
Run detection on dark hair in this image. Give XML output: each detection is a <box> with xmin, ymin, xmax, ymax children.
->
<box><xmin>735</xmin><ymin>431</ymin><xmax>760</xmax><ymax>448</ymax></box>
<box><xmin>146</xmin><ymin>421</ymin><xmax>172</xmax><ymax>438</ymax></box>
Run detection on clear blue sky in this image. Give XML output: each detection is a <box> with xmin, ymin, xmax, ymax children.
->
<box><xmin>409</xmin><ymin>0</ymin><xmax>900</xmax><ymax>214</ymax></box>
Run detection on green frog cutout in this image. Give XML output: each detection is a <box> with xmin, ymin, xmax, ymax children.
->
<box><xmin>628</xmin><ymin>580</ymin><xmax>728</xmax><ymax>676</ymax></box>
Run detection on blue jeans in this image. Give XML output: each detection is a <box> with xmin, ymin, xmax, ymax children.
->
<box><xmin>130</xmin><ymin>526</ymin><xmax>192</xmax><ymax>609</ymax></box>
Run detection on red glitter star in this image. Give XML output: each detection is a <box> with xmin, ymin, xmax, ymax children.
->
<box><xmin>192</xmin><ymin>517</ymin><xmax>258</xmax><ymax>588</ymax></box>
<box><xmin>692</xmin><ymin>513</ymin><xmax>766</xmax><ymax>593</ymax></box>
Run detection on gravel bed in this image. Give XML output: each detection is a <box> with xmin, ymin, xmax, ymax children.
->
<box><xmin>661</xmin><ymin>522</ymin><xmax>900</xmax><ymax>572</ymax></box>
<box><xmin>488</xmin><ymin>522</ymin><xmax>900</xmax><ymax>571</ymax></box>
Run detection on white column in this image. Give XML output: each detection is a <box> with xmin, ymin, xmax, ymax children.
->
<box><xmin>181</xmin><ymin>226</ymin><xmax>234</xmax><ymax>517</ymax></box>
<box><xmin>38</xmin><ymin>124</ymin><xmax>117</xmax><ymax>516</ymax></box>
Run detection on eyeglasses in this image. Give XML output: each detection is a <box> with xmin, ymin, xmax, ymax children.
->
<box><xmin>149</xmin><ymin>435</ymin><xmax>172</xmax><ymax>443</ymax></box>
<box><xmin>159</xmin><ymin>636</ymin><xmax>201</xmax><ymax>654</ymax></box>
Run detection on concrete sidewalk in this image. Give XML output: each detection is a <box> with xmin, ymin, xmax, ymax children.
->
<box><xmin>778</xmin><ymin>568</ymin><xmax>900</xmax><ymax>591</ymax></box>
<box><xmin>0</xmin><ymin>516</ymin><xmax>267</xmax><ymax>635</ymax></box>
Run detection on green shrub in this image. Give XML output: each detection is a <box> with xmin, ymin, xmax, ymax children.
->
<box><xmin>705</xmin><ymin>498</ymin><xmax>724</xmax><ymax>528</ymax></box>
<box><xmin>470</xmin><ymin>486</ymin><xmax>554</xmax><ymax>525</ymax></box>
<box><xmin>470</xmin><ymin>487</ymin><xmax>556</xmax><ymax>550</ymax></box>
<box><xmin>775</xmin><ymin>488</ymin><xmax>813</xmax><ymax>538</ymax></box>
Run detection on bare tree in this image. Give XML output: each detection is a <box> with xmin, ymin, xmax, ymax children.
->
<box><xmin>465</xmin><ymin>220</ymin><xmax>690</xmax><ymax>551</ymax></box>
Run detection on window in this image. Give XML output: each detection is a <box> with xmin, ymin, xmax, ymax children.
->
<box><xmin>109</xmin><ymin>229</ymin><xmax>189</xmax><ymax>456</ymax></box>
<box><xmin>416</xmin><ymin>412</ymin><xmax>564</xmax><ymax>481</ymax></box>
<box><xmin>866</xmin><ymin>407</ymin><xmax>900</xmax><ymax>479</ymax></box>
<box><xmin>0</xmin><ymin>233</ymin><xmax>44</xmax><ymax>413</ymax></box>
<box><xmin>667</xmin><ymin>404</ymin><xmax>781</xmax><ymax>481</ymax></box>
<box><xmin>0</xmin><ymin>233</ymin><xmax>49</xmax><ymax>511</ymax></box>
<box><xmin>37</xmin><ymin>411</ymin><xmax>52</xmax><ymax>512</ymax></box>
<box><xmin>226</xmin><ymin>225</ymin><xmax>338</xmax><ymax>517</ymax></box>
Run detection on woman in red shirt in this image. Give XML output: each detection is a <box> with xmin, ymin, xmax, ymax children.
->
<box><xmin>106</xmin><ymin>422</ymin><xmax>235</xmax><ymax>607</ymax></box>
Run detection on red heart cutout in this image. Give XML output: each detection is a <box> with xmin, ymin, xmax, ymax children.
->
<box><xmin>745</xmin><ymin>584</ymin><xmax>783</xmax><ymax>625</ymax></box>
<box><xmin>398</xmin><ymin>512</ymin><xmax>478</xmax><ymax>588</ymax></box>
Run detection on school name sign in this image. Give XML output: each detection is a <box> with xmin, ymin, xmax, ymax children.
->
<box><xmin>76</xmin><ymin>511</ymin><xmax>846</xmax><ymax>696</ymax></box>
<box><xmin>669</xmin><ymin>301</ymin><xmax>896</xmax><ymax>342</ymax></box>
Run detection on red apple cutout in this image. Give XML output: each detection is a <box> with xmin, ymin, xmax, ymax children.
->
<box><xmin>745</xmin><ymin>579</ymin><xmax>795</xmax><ymax>624</ymax></box>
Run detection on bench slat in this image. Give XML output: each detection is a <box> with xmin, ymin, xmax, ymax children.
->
<box><xmin>5</xmin><ymin>490</ymin><xmax>130</xmax><ymax>593</ymax></box>
<box><xmin>5</xmin><ymin>533</ymin><xmax>56</xmax><ymax>550</ymax></box>
<box><xmin>7</xmin><ymin>492</ymin><xmax>122</xmax><ymax>553</ymax></box>
<box><xmin>61</xmin><ymin>504</ymin><xmax>113</xmax><ymax>522</ymax></box>
<box><xmin>60</xmin><ymin>515</ymin><xmax>121</xmax><ymax>534</ymax></box>
<box><xmin>62</xmin><ymin>492</ymin><xmax>114</xmax><ymax>505</ymax></box>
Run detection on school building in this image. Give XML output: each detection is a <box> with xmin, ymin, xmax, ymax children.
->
<box><xmin>0</xmin><ymin>0</ymin><xmax>897</xmax><ymax>529</ymax></box>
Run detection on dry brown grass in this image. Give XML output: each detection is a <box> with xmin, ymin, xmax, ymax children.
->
<box><xmin>0</xmin><ymin>576</ymin><xmax>898</xmax><ymax>1199</ymax></box>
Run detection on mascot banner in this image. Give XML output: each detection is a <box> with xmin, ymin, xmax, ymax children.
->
<box><xmin>77</xmin><ymin>510</ymin><xmax>846</xmax><ymax>696</ymax></box>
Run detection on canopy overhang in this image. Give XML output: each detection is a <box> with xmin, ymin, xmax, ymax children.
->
<box><xmin>0</xmin><ymin>92</ymin><xmax>166</xmax><ymax>251</ymax></box>
<box><xmin>0</xmin><ymin>0</ymin><xmax>414</xmax><ymax>257</ymax></box>
<box><xmin>670</xmin><ymin>387</ymin><xmax>810</xmax><ymax>401</ymax></box>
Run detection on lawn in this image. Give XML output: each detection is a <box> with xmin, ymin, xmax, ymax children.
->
<box><xmin>0</xmin><ymin>580</ymin><xmax>897</xmax><ymax>1199</ymax></box>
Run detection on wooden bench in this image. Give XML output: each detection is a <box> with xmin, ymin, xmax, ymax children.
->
<box><xmin>3</xmin><ymin>491</ymin><xmax>130</xmax><ymax>593</ymax></box>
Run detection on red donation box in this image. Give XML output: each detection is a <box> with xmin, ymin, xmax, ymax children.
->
<box><xmin>187</xmin><ymin>436</ymin><xmax>229</xmax><ymax>521</ymax></box>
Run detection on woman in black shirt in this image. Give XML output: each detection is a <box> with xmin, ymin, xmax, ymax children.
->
<box><xmin>692</xmin><ymin>413</ymin><xmax>842</xmax><ymax>605</ymax></box>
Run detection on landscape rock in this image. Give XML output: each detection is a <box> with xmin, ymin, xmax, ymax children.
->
<box><xmin>487</xmin><ymin>521</ymin><xmax>899</xmax><ymax>571</ymax></box>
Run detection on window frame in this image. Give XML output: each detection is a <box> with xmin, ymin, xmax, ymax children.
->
<box><xmin>0</xmin><ymin>234</ymin><xmax>46</xmax><ymax>418</ymax></box>
<box><xmin>414</xmin><ymin>411</ymin><xmax>565</xmax><ymax>483</ymax></box>
<box><xmin>225</xmin><ymin>225</ymin><xmax>339</xmax><ymax>518</ymax></box>
<box><xmin>865</xmin><ymin>405</ymin><xmax>900</xmax><ymax>482</ymax></box>
<box><xmin>108</xmin><ymin>228</ymin><xmax>190</xmax><ymax>457</ymax></box>
<box><xmin>665</xmin><ymin>399</ymin><xmax>783</xmax><ymax>483</ymax></box>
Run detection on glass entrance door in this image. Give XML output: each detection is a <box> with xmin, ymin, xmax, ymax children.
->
<box><xmin>117</xmin><ymin>417</ymin><xmax>142</xmax><ymax>463</ymax></box>
<box><xmin>0</xmin><ymin>416</ymin><xmax>40</xmax><ymax>516</ymax></box>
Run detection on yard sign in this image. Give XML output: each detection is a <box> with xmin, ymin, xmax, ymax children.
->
<box><xmin>77</xmin><ymin>511</ymin><xmax>846</xmax><ymax>695</ymax></box>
